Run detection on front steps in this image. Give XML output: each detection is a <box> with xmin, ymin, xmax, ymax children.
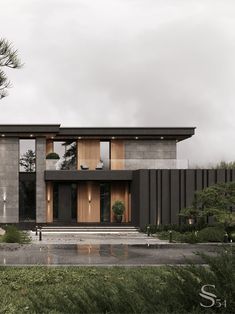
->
<box><xmin>39</xmin><ymin>225</ymin><xmax>140</xmax><ymax>235</ymax></box>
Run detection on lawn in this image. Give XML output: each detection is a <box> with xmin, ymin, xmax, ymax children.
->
<box><xmin>0</xmin><ymin>248</ymin><xmax>234</xmax><ymax>314</ymax></box>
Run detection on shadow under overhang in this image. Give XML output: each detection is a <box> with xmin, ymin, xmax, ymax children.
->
<box><xmin>44</xmin><ymin>170</ymin><xmax>133</xmax><ymax>181</ymax></box>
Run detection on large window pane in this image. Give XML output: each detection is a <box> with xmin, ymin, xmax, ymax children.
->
<box><xmin>100</xmin><ymin>183</ymin><xmax>110</xmax><ymax>222</ymax></box>
<box><xmin>53</xmin><ymin>141</ymin><xmax>77</xmax><ymax>170</ymax></box>
<box><xmin>19</xmin><ymin>139</ymin><xmax>36</xmax><ymax>172</ymax></box>
<box><xmin>19</xmin><ymin>179</ymin><xmax>36</xmax><ymax>221</ymax></box>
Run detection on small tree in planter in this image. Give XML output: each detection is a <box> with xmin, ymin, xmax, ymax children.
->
<box><xmin>112</xmin><ymin>200</ymin><xmax>125</xmax><ymax>223</ymax></box>
<box><xmin>46</xmin><ymin>152</ymin><xmax>60</xmax><ymax>170</ymax></box>
<box><xmin>179</xmin><ymin>207</ymin><xmax>201</xmax><ymax>225</ymax></box>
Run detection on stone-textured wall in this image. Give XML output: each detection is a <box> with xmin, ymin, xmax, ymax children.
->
<box><xmin>124</xmin><ymin>140</ymin><xmax>177</xmax><ymax>169</ymax></box>
<box><xmin>36</xmin><ymin>137</ymin><xmax>46</xmax><ymax>222</ymax></box>
<box><xmin>0</xmin><ymin>138</ymin><xmax>19</xmax><ymax>223</ymax></box>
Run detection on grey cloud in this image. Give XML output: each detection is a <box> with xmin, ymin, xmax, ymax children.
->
<box><xmin>0</xmin><ymin>0</ymin><xmax>235</xmax><ymax>165</ymax></box>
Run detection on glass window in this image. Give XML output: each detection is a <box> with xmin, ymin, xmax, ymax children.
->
<box><xmin>100</xmin><ymin>141</ymin><xmax>110</xmax><ymax>170</ymax></box>
<box><xmin>19</xmin><ymin>179</ymin><xmax>36</xmax><ymax>221</ymax></box>
<box><xmin>53</xmin><ymin>141</ymin><xmax>77</xmax><ymax>170</ymax></box>
<box><xmin>100</xmin><ymin>183</ymin><xmax>111</xmax><ymax>222</ymax></box>
<box><xmin>19</xmin><ymin>139</ymin><xmax>36</xmax><ymax>172</ymax></box>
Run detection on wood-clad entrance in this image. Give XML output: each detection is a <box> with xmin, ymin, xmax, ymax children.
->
<box><xmin>77</xmin><ymin>182</ymin><xmax>100</xmax><ymax>222</ymax></box>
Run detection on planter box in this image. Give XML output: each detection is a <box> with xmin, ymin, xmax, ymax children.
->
<box><xmin>46</xmin><ymin>159</ymin><xmax>58</xmax><ymax>170</ymax></box>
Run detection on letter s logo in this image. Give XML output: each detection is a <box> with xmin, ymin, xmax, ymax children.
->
<box><xmin>199</xmin><ymin>285</ymin><xmax>217</xmax><ymax>308</ymax></box>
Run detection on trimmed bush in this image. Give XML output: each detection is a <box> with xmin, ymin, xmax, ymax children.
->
<box><xmin>143</xmin><ymin>223</ymin><xmax>208</xmax><ymax>234</ymax></box>
<box><xmin>1</xmin><ymin>225</ymin><xmax>31</xmax><ymax>244</ymax></box>
<box><xmin>198</xmin><ymin>226</ymin><xmax>225</xmax><ymax>242</ymax></box>
<box><xmin>230</xmin><ymin>232</ymin><xmax>235</xmax><ymax>242</ymax></box>
<box><xmin>46</xmin><ymin>152</ymin><xmax>60</xmax><ymax>160</ymax></box>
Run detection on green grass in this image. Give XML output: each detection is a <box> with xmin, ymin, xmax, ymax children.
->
<box><xmin>0</xmin><ymin>248</ymin><xmax>234</xmax><ymax>314</ymax></box>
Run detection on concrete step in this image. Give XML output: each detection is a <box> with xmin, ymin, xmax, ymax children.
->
<box><xmin>39</xmin><ymin>226</ymin><xmax>140</xmax><ymax>234</ymax></box>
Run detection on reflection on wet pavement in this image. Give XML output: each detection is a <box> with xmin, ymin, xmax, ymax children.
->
<box><xmin>0</xmin><ymin>244</ymin><xmax>217</xmax><ymax>266</ymax></box>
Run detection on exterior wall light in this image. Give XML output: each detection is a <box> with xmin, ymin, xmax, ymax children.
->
<box><xmin>160</xmin><ymin>136</ymin><xmax>164</xmax><ymax>140</ymax></box>
<box><xmin>30</xmin><ymin>134</ymin><xmax>34</xmax><ymax>137</ymax></box>
<box><xmin>1</xmin><ymin>134</ymin><xmax>5</xmax><ymax>137</ymax></box>
<box><xmin>111</xmin><ymin>137</ymin><xmax>115</xmax><ymax>140</ymax></box>
<box><xmin>135</xmin><ymin>137</ymin><xmax>139</xmax><ymax>140</ymax></box>
<box><xmin>78</xmin><ymin>136</ymin><xmax>82</xmax><ymax>140</ymax></box>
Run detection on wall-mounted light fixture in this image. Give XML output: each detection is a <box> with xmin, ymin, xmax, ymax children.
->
<box><xmin>135</xmin><ymin>136</ymin><xmax>139</xmax><ymax>140</ymax></box>
<box><xmin>78</xmin><ymin>136</ymin><xmax>82</xmax><ymax>140</ymax></box>
<box><xmin>1</xmin><ymin>134</ymin><xmax>5</xmax><ymax>137</ymax></box>
<box><xmin>30</xmin><ymin>134</ymin><xmax>34</xmax><ymax>138</ymax></box>
<box><xmin>3</xmin><ymin>192</ymin><xmax>6</xmax><ymax>203</ymax></box>
<box><xmin>160</xmin><ymin>136</ymin><xmax>164</xmax><ymax>140</ymax></box>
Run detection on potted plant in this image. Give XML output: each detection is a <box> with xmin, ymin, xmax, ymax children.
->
<box><xmin>46</xmin><ymin>152</ymin><xmax>60</xmax><ymax>170</ymax></box>
<box><xmin>179</xmin><ymin>207</ymin><xmax>199</xmax><ymax>225</ymax></box>
<box><xmin>112</xmin><ymin>200</ymin><xmax>125</xmax><ymax>223</ymax></box>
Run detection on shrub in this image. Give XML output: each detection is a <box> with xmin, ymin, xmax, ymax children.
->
<box><xmin>198</xmin><ymin>226</ymin><xmax>225</xmax><ymax>243</ymax></box>
<box><xmin>112</xmin><ymin>200</ymin><xmax>125</xmax><ymax>216</ymax></box>
<box><xmin>46</xmin><ymin>152</ymin><xmax>60</xmax><ymax>160</ymax></box>
<box><xmin>1</xmin><ymin>225</ymin><xmax>31</xmax><ymax>244</ymax></box>
<box><xmin>143</xmin><ymin>223</ymin><xmax>208</xmax><ymax>234</ymax></box>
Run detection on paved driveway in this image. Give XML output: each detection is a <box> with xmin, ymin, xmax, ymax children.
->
<box><xmin>0</xmin><ymin>243</ymin><xmax>223</xmax><ymax>266</ymax></box>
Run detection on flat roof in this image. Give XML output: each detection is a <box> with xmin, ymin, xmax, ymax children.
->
<box><xmin>0</xmin><ymin>124</ymin><xmax>196</xmax><ymax>141</ymax></box>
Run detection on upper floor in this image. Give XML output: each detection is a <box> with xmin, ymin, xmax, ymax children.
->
<box><xmin>0</xmin><ymin>124</ymin><xmax>195</xmax><ymax>172</ymax></box>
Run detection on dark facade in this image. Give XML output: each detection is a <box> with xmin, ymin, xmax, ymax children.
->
<box><xmin>0</xmin><ymin>124</ymin><xmax>197</xmax><ymax>226</ymax></box>
<box><xmin>132</xmin><ymin>169</ymin><xmax>235</xmax><ymax>228</ymax></box>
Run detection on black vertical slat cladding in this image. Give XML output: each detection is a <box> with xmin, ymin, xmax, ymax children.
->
<box><xmin>185</xmin><ymin>170</ymin><xmax>195</xmax><ymax>207</ymax></box>
<box><xmin>161</xmin><ymin>170</ymin><xmax>170</xmax><ymax>224</ymax></box>
<box><xmin>196</xmin><ymin>169</ymin><xmax>203</xmax><ymax>191</ymax></box>
<box><xmin>149</xmin><ymin>170</ymin><xmax>157</xmax><ymax>224</ymax></box>
<box><xmin>180</xmin><ymin>170</ymin><xmax>185</xmax><ymax>210</ymax></box>
<box><xmin>170</xmin><ymin>170</ymin><xmax>180</xmax><ymax>224</ymax></box>
<box><xmin>138</xmin><ymin>170</ymin><xmax>150</xmax><ymax>228</ymax></box>
<box><xmin>208</xmin><ymin>169</ymin><xmax>216</xmax><ymax>186</ymax></box>
<box><xmin>217</xmin><ymin>169</ymin><xmax>226</xmax><ymax>183</ymax></box>
<box><xmin>130</xmin><ymin>170</ymin><xmax>140</xmax><ymax>226</ymax></box>
<box><xmin>158</xmin><ymin>170</ymin><xmax>162</xmax><ymax>224</ymax></box>
<box><xmin>232</xmin><ymin>170</ymin><xmax>235</xmax><ymax>181</ymax></box>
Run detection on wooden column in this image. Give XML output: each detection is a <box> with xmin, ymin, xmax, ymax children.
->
<box><xmin>46</xmin><ymin>140</ymin><xmax>54</xmax><ymax>154</ymax></box>
<box><xmin>46</xmin><ymin>182</ymin><xmax>53</xmax><ymax>223</ymax></box>
<box><xmin>77</xmin><ymin>182</ymin><xmax>100</xmax><ymax>222</ymax></box>
<box><xmin>110</xmin><ymin>140</ymin><xmax>124</xmax><ymax>170</ymax></box>
<box><xmin>111</xmin><ymin>182</ymin><xmax>130</xmax><ymax>222</ymax></box>
<box><xmin>77</xmin><ymin>140</ymin><xmax>100</xmax><ymax>170</ymax></box>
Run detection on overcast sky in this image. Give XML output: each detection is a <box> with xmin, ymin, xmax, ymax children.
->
<box><xmin>1</xmin><ymin>0</ymin><xmax>235</xmax><ymax>166</ymax></box>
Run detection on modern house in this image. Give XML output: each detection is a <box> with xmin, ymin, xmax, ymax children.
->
<box><xmin>0</xmin><ymin>125</ymin><xmax>196</xmax><ymax>228</ymax></box>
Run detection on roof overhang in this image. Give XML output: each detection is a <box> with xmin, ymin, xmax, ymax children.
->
<box><xmin>0</xmin><ymin>125</ymin><xmax>196</xmax><ymax>141</ymax></box>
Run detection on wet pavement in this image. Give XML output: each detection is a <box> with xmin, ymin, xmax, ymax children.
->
<box><xmin>0</xmin><ymin>244</ymin><xmax>221</xmax><ymax>266</ymax></box>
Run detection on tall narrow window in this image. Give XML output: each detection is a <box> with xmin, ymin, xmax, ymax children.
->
<box><xmin>100</xmin><ymin>183</ymin><xmax>111</xmax><ymax>222</ymax></box>
<box><xmin>100</xmin><ymin>141</ymin><xmax>110</xmax><ymax>170</ymax></box>
<box><xmin>19</xmin><ymin>139</ymin><xmax>36</xmax><ymax>172</ymax></box>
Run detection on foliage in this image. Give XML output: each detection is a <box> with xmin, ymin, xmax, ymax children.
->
<box><xmin>155</xmin><ymin>226</ymin><xmax>226</xmax><ymax>243</ymax></box>
<box><xmin>112</xmin><ymin>200</ymin><xmax>125</xmax><ymax>216</ymax></box>
<box><xmin>0</xmin><ymin>248</ymin><xmax>234</xmax><ymax>313</ymax></box>
<box><xmin>46</xmin><ymin>152</ymin><xmax>60</xmax><ymax>160</ymax></box>
<box><xmin>212</xmin><ymin>160</ymin><xmax>235</xmax><ymax>169</ymax></box>
<box><xmin>179</xmin><ymin>182</ymin><xmax>235</xmax><ymax>225</ymax></box>
<box><xmin>19</xmin><ymin>149</ymin><xmax>36</xmax><ymax>172</ymax></box>
<box><xmin>0</xmin><ymin>38</ymin><xmax>22</xmax><ymax>99</ymax></box>
<box><xmin>197</xmin><ymin>226</ymin><xmax>225</xmax><ymax>242</ymax></box>
<box><xmin>1</xmin><ymin>225</ymin><xmax>31</xmax><ymax>244</ymax></box>
<box><xmin>143</xmin><ymin>223</ymin><xmax>208</xmax><ymax>234</ymax></box>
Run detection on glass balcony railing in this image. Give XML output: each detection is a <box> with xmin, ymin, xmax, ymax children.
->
<box><xmin>46</xmin><ymin>158</ymin><xmax>189</xmax><ymax>171</ymax></box>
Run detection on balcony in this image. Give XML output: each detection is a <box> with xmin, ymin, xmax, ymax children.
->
<box><xmin>46</xmin><ymin>158</ymin><xmax>188</xmax><ymax>171</ymax></box>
